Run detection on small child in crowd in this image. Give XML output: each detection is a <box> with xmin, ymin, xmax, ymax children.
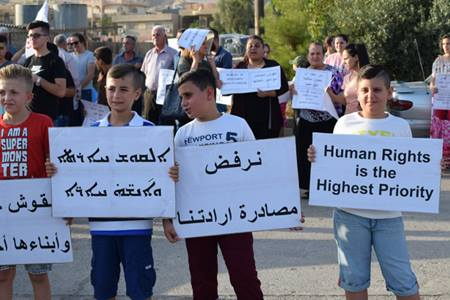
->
<box><xmin>46</xmin><ymin>63</ymin><xmax>178</xmax><ymax>300</ymax></box>
<box><xmin>308</xmin><ymin>65</ymin><xmax>420</xmax><ymax>300</ymax></box>
<box><xmin>163</xmin><ymin>69</ymin><xmax>264</xmax><ymax>300</ymax></box>
<box><xmin>0</xmin><ymin>64</ymin><xmax>54</xmax><ymax>300</ymax></box>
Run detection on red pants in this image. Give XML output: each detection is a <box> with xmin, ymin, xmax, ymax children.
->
<box><xmin>185</xmin><ymin>232</ymin><xmax>263</xmax><ymax>300</ymax></box>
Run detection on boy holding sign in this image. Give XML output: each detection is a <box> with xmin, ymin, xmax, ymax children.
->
<box><xmin>0</xmin><ymin>65</ymin><xmax>54</xmax><ymax>299</ymax></box>
<box><xmin>46</xmin><ymin>64</ymin><xmax>179</xmax><ymax>300</ymax></box>
<box><xmin>163</xmin><ymin>69</ymin><xmax>264</xmax><ymax>300</ymax></box>
<box><xmin>308</xmin><ymin>65</ymin><xmax>420</xmax><ymax>299</ymax></box>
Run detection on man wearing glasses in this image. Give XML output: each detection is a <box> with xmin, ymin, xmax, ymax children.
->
<box><xmin>112</xmin><ymin>35</ymin><xmax>143</xmax><ymax>69</ymax></box>
<box><xmin>24</xmin><ymin>21</ymin><xmax>66</xmax><ymax>121</ymax></box>
<box><xmin>140</xmin><ymin>25</ymin><xmax>177</xmax><ymax>124</ymax></box>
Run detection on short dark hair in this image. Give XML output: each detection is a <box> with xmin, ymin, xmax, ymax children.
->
<box><xmin>335</xmin><ymin>34</ymin><xmax>349</xmax><ymax>43</ymax></box>
<box><xmin>27</xmin><ymin>20</ymin><xmax>50</xmax><ymax>34</ymax></box>
<box><xmin>69</xmin><ymin>32</ymin><xmax>87</xmax><ymax>47</ymax></box>
<box><xmin>0</xmin><ymin>35</ymin><xmax>7</xmax><ymax>44</ymax></box>
<box><xmin>124</xmin><ymin>35</ymin><xmax>136</xmax><ymax>42</ymax></box>
<box><xmin>344</xmin><ymin>43</ymin><xmax>370</xmax><ymax>68</ymax></box>
<box><xmin>358</xmin><ymin>64</ymin><xmax>390</xmax><ymax>88</ymax></box>
<box><xmin>178</xmin><ymin>69</ymin><xmax>216</xmax><ymax>95</ymax></box>
<box><xmin>47</xmin><ymin>42</ymin><xmax>58</xmax><ymax>55</ymax></box>
<box><xmin>94</xmin><ymin>46</ymin><xmax>112</xmax><ymax>65</ymax></box>
<box><xmin>107</xmin><ymin>64</ymin><xmax>144</xmax><ymax>90</ymax></box>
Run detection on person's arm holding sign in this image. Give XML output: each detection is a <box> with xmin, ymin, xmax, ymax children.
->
<box><xmin>163</xmin><ymin>163</ymin><xmax>180</xmax><ymax>243</ymax></box>
<box><xmin>45</xmin><ymin>159</ymin><xmax>73</xmax><ymax>225</ymax></box>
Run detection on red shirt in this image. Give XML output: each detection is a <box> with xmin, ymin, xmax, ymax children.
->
<box><xmin>0</xmin><ymin>112</ymin><xmax>52</xmax><ymax>179</ymax></box>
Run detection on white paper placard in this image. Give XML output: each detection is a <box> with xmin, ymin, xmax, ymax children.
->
<box><xmin>177</xmin><ymin>28</ymin><xmax>210</xmax><ymax>52</ymax></box>
<box><xmin>309</xmin><ymin>133</ymin><xmax>443</xmax><ymax>213</ymax></box>
<box><xmin>174</xmin><ymin>137</ymin><xmax>301</xmax><ymax>238</ymax></box>
<box><xmin>81</xmin><ymin>100</ymin><xmax>110</xmax><ymax>127</ymax></box>
<box><xmin>292</xmin><ymin>68</ymin><xmax>332</xmax><ymax>110</ymax></box>
<box><xmin>433</xmin><ymin>74</ymin><xmax>450</xmax><ymax>110</ymax></box>
<box><xmin>49</xmin><ymin>127</ymin><xmax>176</xmax><ymax>217</ymax></box>
<box><xmin>216</xmin><ymin>88</ymin><xmax>232</xmax><ymax>106</ymax></box>
<box><xmin>156</xmin><ymin>69</ymin><xmax>176</xmax><ymax>105</ymax></box>
<box><xmin>218</xmin><ymin>66</ymin><xmax>281</xmax><ymax>94</ymax></box>
<box><xmin>0</xmin><ymin>178</ymin><xmax>73</xmax><ymax>265</ymax></box>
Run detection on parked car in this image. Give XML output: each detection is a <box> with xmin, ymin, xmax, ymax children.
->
<box><xmin>388</xmin><ymin>79</ymin><xmax>432</xmax><ymax>137</ymax></box>
<box><xmin>219</xmin><ymin>33</ymin><xmax>249</xmax><ymax>65</ymax></box>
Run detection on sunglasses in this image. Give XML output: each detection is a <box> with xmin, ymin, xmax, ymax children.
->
<box><xmin>28</xmin><ymin>33</ymin><xmax>47</xmax><ymax>39</ymax></box>
<box><xmin>68</xmin><ymin>41</ymin><xmax>80</xmax><ymax>46</ymax></box>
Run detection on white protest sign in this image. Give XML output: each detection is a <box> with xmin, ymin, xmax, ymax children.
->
<box><xmin>178</xmin><ymin>28</ymin><xmax>210</xmax><ymax>52</ymax></box>
<box><xmin>49</xmin><ymin>127</ymin><xmax>175</xmax><ymax>217</ymax></box>
<box><xmin>216</xmin><ymin>88</ymin><xmax>232</xmax><ymax>106</ymax></box>
<box><xmin>309</xmin><ymin>133</ymin><xmax>443</xmax><ymax>213</ymax></box>
<box><xmin>219</xmin><ymin>66</ymin><xmax>281</xmax><ymax>94</ymax></box>
<box><xmin>0</xmin><ymin>178</ymin><xmax>72</xmax><ymax>265</ymax></box>
<box><xmin>174</xmin><ymin>137</ymin><xmax>301</xmax><ymax>238</ymax></box>
<box><xmin>432</xmin><ymin>74</ymin><xmax>450</xmax><ymax>110</ymax></box>
<box><xmin>156</xmin><ymin>69</ymin><xmax>176</xmax><ymax>105</ymax></box>
<box><xmin>292</xmin><ymin>68</ymin><xmax>332</xmax><ymax>110</ymax></box>
<box><xmin>81</xmin><ymin>100</ymin><xmax>110</xmax><ymax>127</ymax></box>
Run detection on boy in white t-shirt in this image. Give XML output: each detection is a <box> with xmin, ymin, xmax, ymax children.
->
<box><xmin>309</xmin><ymin>65</ymin><xmax>420</xmax><ymax>300</ymax></box>
<box><xmin>163</xmin><ymin>69</ymin><xmax>264</xmax><ymax>300</ymax></box>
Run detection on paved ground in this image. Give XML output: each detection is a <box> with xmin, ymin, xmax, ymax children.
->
<box><xmin>12</xmin><ymin>173</ymin><xmax>450</xmax><ymax>299</ymax></box>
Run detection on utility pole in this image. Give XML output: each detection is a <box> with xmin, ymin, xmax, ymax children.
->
<box><xmin>254</xmin><ymin>0</ymin><xmax>264</xmax><ymax>35</ymax></box>
<box><xmin>254</xmin><ymin>0</ymin><xmax>260</xmax><ymax>35</ymax></box>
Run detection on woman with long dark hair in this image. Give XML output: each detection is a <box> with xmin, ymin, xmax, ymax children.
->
<box><xmin>231</xmin><ymin>35</ymin><xmax>289</xmax><ymax>139</ymax></box>
<box><xmin>342</xmin><ymin>43</ymin><xmax>370</xmax><ymax>114</ymax></box>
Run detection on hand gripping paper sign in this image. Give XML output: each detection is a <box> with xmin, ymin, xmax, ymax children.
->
<box><xmin>173</xmin><ymin>137</ymin><xmax>301</xmax><ymax>238</ymax></box>
<box><xmin>292</xmin><ymin>68</ymin><xmax>338</xmax><ymax>119</ymax></box>
<box><xmin>218</xmin><ymin>66</ymin><xmax>281</xmax><ymax>95</ymax></box>
<box><xmin>49</xmin><ymin>127</ymin><xmax>176</xmax><ymax>218</ymax></box>
<box><xmin>309</xmin><ymin>133</ymin><xmax>443</xmax><ymax>213</ymax></box>
<box><xmin>0</xmin><ymin>178</ymin><xmax>73</xmax><ymax>265</ymax></box>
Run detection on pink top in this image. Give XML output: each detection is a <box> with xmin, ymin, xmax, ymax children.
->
<box><xmin>343</xmin><ymin>71</ymin><xmax>359</xmax><ymax>114</ymax></box>
<box><xmin>324</xmin><ymin>52</ymin><xmax>347</xmax><ymax>74</ymax></box>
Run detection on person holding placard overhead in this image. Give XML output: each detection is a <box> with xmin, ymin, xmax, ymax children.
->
<box><xmin>294</xmin><ymin>42</ymin><xmax>344</xmax><ymax>199</ymax></box>
<box><xmin>308</xmin><ymin>65</ymin><xmax>420</xmax><ymax>300</ymax></box>
<box><xmin>231</xmin><ymin>35</ymin><xmax>289</xmax><ymax>139</ymax></box>
<box><xmin>430</xmin><ymin>33</ymin><xmax>450</xmax><ymax>169</ymax></box>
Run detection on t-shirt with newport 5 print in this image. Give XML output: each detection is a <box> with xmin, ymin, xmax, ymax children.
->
<box><xmin>174</xmin><ymin>113</ymin><xmax>255</xmax><ymax>147</ymax></box>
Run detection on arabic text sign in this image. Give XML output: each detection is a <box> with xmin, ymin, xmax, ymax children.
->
<box><xmin>219</xmin><ymin>66</ymin><xmax>281</xmax><ymax>94</ymax></box>
<box><xmin>156</xmin><ymin>69</ymin><xmax>176</xmax><ymax>105</ymax></box>
<box><xmin>0</xmin><ymin>178</ymin><xmax>73</xmax><ymax>265</ymax></box>
<box><xmin>49</xmin><ymin>127</ymin><xmax>175</xmax><ymax>217</ymax></box>
<box><xmin>177</xmin><ymin>28</ymin><xmax>210</xmax><ymax>52</ymax></box>
<box><xmin>433</xmin><ymin>74</ymin><xmax>450</xmax><ymax>110</ymax></box>
<box><xmin>174</xmin><ymin>137</ymin><xmax>301</xmax><ymax>238</ymax></box>
<box><xmin>309</xmin><ymin>133</ymin><xmax>442</xmax><ymax>213</ymax></box>
<box><xmin>292</xmin><ymin>68</ymin><xmax>332</xmax><ymax>110</ymax></box>
<box><xmin>81</xmin><ymin>100</ymin><xmax>110</xmax><ymax>127</ymax></box>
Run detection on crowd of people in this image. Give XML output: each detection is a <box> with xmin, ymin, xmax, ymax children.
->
<box><xmin>0</xmin><ymin>19</ymin><xmax>449</xmax><ymax>300</ymax></box>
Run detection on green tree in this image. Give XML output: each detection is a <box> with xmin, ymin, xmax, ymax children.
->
<box><xmin>263</xmin><ymin>0</ymin><xmax>312</xmax><ymax>78</ymax></box>
<box><xmin>211</xmin><ymin>0</ymin><xmax>253</xmax><ymax>34</ymax></box>
<box><xmin>328</xmin><ymin>0</ymin><xmax>434</xmax><ymax>80</ymax></box>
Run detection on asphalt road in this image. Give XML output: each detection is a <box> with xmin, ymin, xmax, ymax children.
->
<box><xmin>12</xmin><ymin>173</ymin><xmax>450</xmax><ymax>299</ymax></box>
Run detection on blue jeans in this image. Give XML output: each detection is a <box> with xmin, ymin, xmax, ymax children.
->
<box><xmin>333</xmin><ymin>208</ymin><xmax>418</xmax><ymax>296</ymax></box>
<box><xmin>90</xmin><ymin>234</ymin><xmax>156</xmax><ymax>300</ymax></box>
